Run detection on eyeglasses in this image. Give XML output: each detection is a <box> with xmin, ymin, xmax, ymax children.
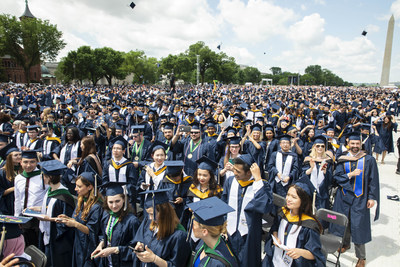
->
<box><xmin>190</xmin><ymin>132</ymin><xmax>200</xmax><ymax>134</ymax></box>
<box><xmin>233</xmin><ymin>119</ymin><xmax>239</xmax><ymax>122</ymax></box>
<box><xmin>315</xmin><ymin>145</ymin><xmax>325</xmax><ymax>148</ymax></box>
<box><xmin>132</xmin><ymin>135</ymin><xmax>139</xmax><ymax>138</ymax></box>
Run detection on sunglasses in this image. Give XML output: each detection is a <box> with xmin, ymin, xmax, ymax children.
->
<box><xmin>315</xmin><ymin>145</ymin><xmax>325</xmax><ymax>148</ymax></box>
<box><xmin>190</xmin><ymin>132</ymin><xmax>200</xmax><ymax>134</ymax></box>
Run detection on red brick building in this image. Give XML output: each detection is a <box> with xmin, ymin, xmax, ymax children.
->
<box><xmin>0</xmin><ymin>1</ymin><xmax>41</xmax><ymax>83</ymax></box>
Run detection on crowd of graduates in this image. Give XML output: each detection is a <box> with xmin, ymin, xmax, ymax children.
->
<box><xmin>0</xmin><ymin>82</ymin><xmax>395</xmax><ymax>267</ymax></box>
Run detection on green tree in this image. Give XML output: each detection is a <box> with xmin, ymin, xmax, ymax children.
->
<box><xmin>0</xmin><ymin>14</ymin><xmax>65</xmax><ymax>84</ymax></box>
<box><xmin>186</xmin><ymin>41</ymin><xmax>218</xmax><ymax>84</ymax></box>
<box><xmin>94</xmin><ymin>47</ymin><xmax>126</xmax><ymax>85</ymax></box>
<box><xmin>305</xmin><ymin>65</ymin><xmax>323</xmax><ymax>85</ymax></box>
<box><xmin>270</xmin><ymin>67</ymin><xmax>282</xmax><ymax>76</ymax></box>
<box><xmin>242</xmin><ymin>67</ymin><xmax>261</xmax><ymax>84</ymax></box>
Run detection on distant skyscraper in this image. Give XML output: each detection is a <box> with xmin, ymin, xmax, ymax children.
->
<box><xmin>380</xmin><ymin>15</ymin><xmax>395</xmax><ymax>86</ymax></box>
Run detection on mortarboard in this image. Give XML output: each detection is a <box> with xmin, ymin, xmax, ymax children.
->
<box><xmin>21</xmin><ymin>150</ymin><xmax>38</xmax><ymax>159</ymax></box>
<box><xmin>360</xmin><ymin>123</ymin><xmax>371</xmax><ymax>130</ymax></box>
<box><xmin>278</xmin><ymin>134</ymin><xmax>291</xmax><ymax>142</ymax></box>
<box><xmin>0</xmin><ymin>134</ymin><xmax>9</xmax><ymax>143</ymax></box>
<box><xmin>165</xmin><ymin>160</ymin><xmax>184</xmax><ymax>176</ymax></box>
<box><xmin>187</xmin><ymin>196</ymin><xmax>234</xmax><ymax>226</ymax></box>
<box><xmin>294</xmin><ymin>176</ymin><xmax>314</xmax><ymax>198</ymax></box>
<box><xmin>362</xmin><ymin>30</ymin><xmax>367</xmax><ymax>36</ymax></box>
<box><xmin>149</xmin><ymin>140</ymin><xmax>169</xmax><ymax>153</ymax></box>
<box><xmin>135</xmin><ymin>110</ymin><xmax>144</xmax><ymax>117</ymax></box>
<box><xmin>196</xmin><ymin>156</ymin><xmax>218</xmax><ymax>172</ymax></box>
<box><xmin>162</xmin><ymin>122</ymin><xmax>174</xmax><ymax>130</ymax></box>
<box><xmin>130</xmin><ymin>2</ymin><xmax>136</xmax><ymax>9</ymax></box>
<box><xmin>131</xmin><ymin>125</ymin><xmax>145</xmax><ymax>133</ymax></box>
<box><xmin>237</xmin><ymin>154</ymin><xmax>255</xmax><ymax>166</ymax></box>
<box><xmin>312</xmin><ymin>135</ymin><xmax>327</xmax><ymax>145</ymax></box>
<box><xmin>100</xmin><ymin>181</ymin><xmax>129</xmax><ymax>210</ymax></box>
<box><xmin>39</xmin><ymin>160</ymin><xmax>67</xmax><ymax>176</ymax></box>
<box><xmin>27</xmin><ymin>125</ymin><xmax>40</xmax><ymax>131</ymax></box>
<box><xmin>0</xmin><ymin>142</ymin><xmax>18</xmax><ymax>160</ymax></box>
<box><xmin>78</xmin><ymin>172</ymin><xmax>99</xmax><ymax>196</ymax></box>
<box><xmin>251</xmin><ymin>123</ymin><xmax>262</xmax><ymax>132</ymax></box>
<box><xmin>111</xmin><ymin>136</ymin><xmax>128</xmax><ymax>149</ymax></box>
<box><xmin>346</xmin><ymin>131</ymin><xmax>361</xmax><ymax>141</ymax></box>
<box><xmin>186</xmin><ymin>109</ymin><xmax>196</xmax><ymax>116</ymax></box>
<box><xmin>139</xmin><ymin>188</ymin><xmax>172</xmax><ymax>218</ymax></box>
<box><xmin>0</xmin><ymin>214</ymin><xmax>32</xmax><ymax>240</ymax></box>
<box><xmin>228</xmin><ymin>136</ymin><xmax>241</xmax><ymax>145</ymax></box>
<box><xmin>190</xmin><ymin>122</ymin><xmax>201</xmax><ymax>130</ymax></box>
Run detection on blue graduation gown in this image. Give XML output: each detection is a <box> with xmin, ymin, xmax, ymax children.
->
<box><xmin>263</xmin><ymin>207</ymin><xmax>326</xmax><ymax>267</ymax></box>
<box><xmin>267</xmin><ymin>151</ymin><xmax>299</xmax><ymax>197</ymax></box>
<box><xmin>132</xmin><ymin>217</ymin><xmax>191</xmax><ymax>267</ymax></box>
<box><xmin>0</xmin><ymin>169</ymin><xmax>14</xmax><ymax>215</ymax></box>
<box><xmin>158</xmin><ymin>175</ymin><xmax>193</xmax><ymax>219</ymax></box>
<box><xmin>39</xmin><ymin>192</ymin><xmax>75</xmax><ymax>267</ymax></box>
<box><xmin>221</xmin><ymin>177</ymin><xmax>273</xmax><ymax>267</ymax></box>
<box><xmin>191</xmin><ymin>236</ymin><xmax>239</xmax><ymax>267</ymax></box>
<box><xmin>99</xmin><ymin>212</ymin><xmax>140</xmax><ymax>267</ymax></box>
<box><xmin>243</xmin><ymin>140</ymin><xmax>266</xmax><ymax>177</ymax></box>
<box><xmin>72</xmin><ymin>202</ymin><xmax>103</xmax><ymax>267</ymax></box>
<box><xmin>329</xmin><ymin>153</ymin><xmax>380</xmax><ymax>244</ymax></box>
<box><xmin>174</xmin><ymin>138</ymin><xmax>216</xmax><ymax>177</ymax></box>
<box><xmin>102</xmin><ymin>158</ymin><xmax>137</xmax><ymax>207</ymax></box>
<box><xmin>301</xmin><ymin>158</ymin><xmax>333</xmax><ymax>210</ymax></box>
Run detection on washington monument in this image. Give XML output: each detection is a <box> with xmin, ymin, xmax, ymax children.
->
<box><xmin>380</xmin><ymin>15</ymin><xmax>395</xmax><ymax>86</ymax></box>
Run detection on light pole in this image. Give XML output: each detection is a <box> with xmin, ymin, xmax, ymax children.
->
<box><xmin>196</xmin><ymin>55</ymin><xmax>200</xmax><ymax>85</ymax></box>
<box><xmin>73</xmin><ymin>63</ymin><xmax>76</xmax><ymax>84</ymax></box>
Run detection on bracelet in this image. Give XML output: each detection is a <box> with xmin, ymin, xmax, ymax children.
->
<box><xmin>153</xmin><ymin>254</ymin><xmax>157</xmax><ymax>263</ymax></box>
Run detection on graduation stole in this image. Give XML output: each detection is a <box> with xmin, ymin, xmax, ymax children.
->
<box><xmin>106</xmin><ymin>214</ymin><xmax>119</xmax><ymax>243</ymax></box>
<box><xmin>111</xmin><ymin>159</ymin><xmax>131</xmax><ymax>170</ymax></box>
<box><xmin>164</xmin><ymin>140</ymin><xmax>171</xmax><ymax>155</ymax></box>
<box><xmin>282</xmin><ymin>207</ymin><xmax>315</xmax><ymax>223</ymax></box>
<box><xmin>154</xmin><ymin>166</ymin><xmax>167</xmax><ymax>176</ymax></box>
<box><xmin>47</xmin><ymin>187</ymin><xmax>72</xmax><ymax>198</ymax></box>
<box><xmin>19</xmin><ymin>130</ymin><xmax>26</xmax><ymax>134</ymax></box>
<box><xmin>186</xmin><ymin>118</ymin><xmax>195</xmax><ymax>124</ymax></box>
<box><xmin>46</xmin><ymin>136</ymin><xmax>61</xmax><ymax>144</ymax></box>
<box><xmin>165</xmin><ymin>175</ymin><xmax>191</xmax><ymax>184</ymax></box>
<box><xmin>22</xmin><ymin>170</ymin><xmax>41</xmax><ymax>178</ymax></box>
<box><xmin>275</xmin><ymin>152</ymin><xmax>293</xmax><ymax>186</ymax></box>
<box><xmin>272</xmin><ymin>114</ymin><xmax>280</xmax><ymax>118</ymax></box>
<box><xmin>193</xmin><ymin>236</ymin><xmax>231</xmax><ymax>267</ymax></box>
<box><xmin>132</xmin><ymin>141</ymin><xmax>144</xmax><ymax>160</ymax></box>
<box><xmin>207</xmin><ymin>132</ymin><xmax>217</xmax><ymax>137</ymax></box>
<box><xmin>30</xmin><ymin>138</ymin><xmax>38</xmax><ymax>143</ymax></box>
<box><xmin>343</xmin><ymin>157</ymin><xmax>364</xmax><ymax>197</ymax></box>
<box><xmin>237</xmin><ymin>179</ymin><xmax>254</xmax><ymax>187</ymax></box>
<box><xmin>188</xmin><ymin>184</ymin><xmax>223</xmax><ymax>199</ymax></box>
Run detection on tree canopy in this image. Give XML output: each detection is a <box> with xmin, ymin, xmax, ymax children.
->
<box><xmin>0</xmin><ymin>14</ymin><xmax>65</xmax><ymax>84</ymax></box>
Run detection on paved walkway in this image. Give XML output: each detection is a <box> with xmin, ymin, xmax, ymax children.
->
<box><xmin>327</xmin><ymin>129</ymin><xmax>400</xmax><ymax>266</ymax></box>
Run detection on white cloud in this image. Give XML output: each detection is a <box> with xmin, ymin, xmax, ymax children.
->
<box><xmin>218</xmin><ymin>0</ymin><xmax>296</xmax><ymax>42</ymax></box>
<box><xmin>287</xmin><ymin>13</ymin><xmax>325</xmax><ymax>47</ymax></box>
<box><xmin>301</xmin><ymin>4</ymin><xmax>307</xmax><ymax>11</ymax></box>
<box><xmin>314</xmin><ymin>0</ymin><xmax>326</xmax><ymax>5</ymax></box>
<box><xmin>365</xmin><ymin>24</ymin><xmax>380</xmax><ymax>33</ymax></box>
<box><xmin>223</xmin><ymin>45</ymin><xmax>255</xmax><ymax>65</ymax></box>
<box><xmin>391</xmin><ymin>0</ymin><xmax>400</xmax><ymax>19</ymax></box>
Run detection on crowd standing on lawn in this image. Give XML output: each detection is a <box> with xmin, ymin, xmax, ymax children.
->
<box><xmin>0</xmin><ymin>82</ymin><xmax>395</xmax><ymax>266</ymax></box>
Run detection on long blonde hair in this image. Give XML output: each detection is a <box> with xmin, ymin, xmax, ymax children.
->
<box><xmin>309</xmin><ymin>144</ymin><xmax>327</xmax><ymax>158</ymax></box>
<box><xmin>199</xmin><ymin>221</ymin><xmax>227</xmax><ymax>238</ymax></box>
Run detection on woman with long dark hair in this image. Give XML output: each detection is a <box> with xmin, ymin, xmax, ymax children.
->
<box><xmin>68</xmin><ymin>136</ymin><xmax>102</xmax><ymax>177</ymax></box>
<box><xmin>132</xmin><ymin>189</ymin><xmax>191</xmax><ymax>267</ymax></box>
<box><xmin>263</xmin><ymin>180</ymin><xmax>325</xmax><ymax>267</ymax></box>
<box><xmin>373</xmin><ymin>114</ymin><xmax>397</xmax><ymax>164</ymax></box>
<box><xmin>58</xmin><ymin>172</ymin><xmax>103</xmax><ymax>267</ymax></box>
<box><xmin>0</xmin><ymin>144</ymin><xmax>22</xmax><ymax>215</ymax></box>
<box><xmin>219</xmin><ymin>136</ymin><xmax>242</xmax><ymax>186</ymax></box>
<box><xmin>91</xmin><ymin>182</ymin><xmax>140</xmax><ymax>267</ymax></box>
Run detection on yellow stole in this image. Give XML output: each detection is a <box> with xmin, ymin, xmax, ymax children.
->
<box><xmin>237</xmin><ymin>179</ymin><xmax>254</xmax><ymax>187</ymax></box>
<box><xmin>154</xmin><ymin>166</ymin><xmax>167</xmax><ymax>176</ymax></box>
<box><xmin>282</xmin><ymin>207</ymin><xmax>315</xmax><ymax>223</ymax></box>
<box><xmin>166</xmin><ymin>175</ymin><xmax>191</xmax><ymax>184</ymax></box>
<box><xmin>111</xmin><ymin>159</ymin><xmax>132</xmax><ymax>170</ymax></box>
<box><xmin>46</xmin><ymin>136</ymin><xmax>61</xmax><ymax>144</ymax></box>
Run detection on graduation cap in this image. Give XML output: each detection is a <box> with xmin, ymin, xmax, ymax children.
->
<box><xmin>139</xmin><ymin>188</ymin><xmax>172</xmax><ymax>218</ymax></box>
<box><xmin>232</xmin><ymin>113</ymin><xmax>242</xmax><ymax>121</ymax></box>
<box><xmin>73</xmin><ymin>110</ymin><xmax>87</xmax><ymax>119</ymax></box>
<box><xmin>149</xmin><ymin>140</ymin><xmax>169</xmax><ymax>153</ymax></box>
<box><xmin>0</xmin><ymin>214</ymin><xmax>32</xmax><ymax>240</ymax></box>
<box><xmin>78</xmin><ymin>172</ymin><xmax>99</xmax><ymax>196</ymax></box>
<box><xmin>186</xmin><ymin>109</ymin><xmax>196</xmax><ymax>116</ymax></box>
<box><xmin>190</xmin><ymin>121</ymin><xmax>201</xmax><ymax>130</ymax></box>
<box><xmin>135</xmin><ymin>110</ymin><xmax>144</xmax><ymax>117</ymax></box>
<box><xmin>228</xmin><ymin>136</ymin><xmax>241</xmax><ymax>145</ymax></box>
<box><xmin>250</xmin><ymin>123</ymin><xmax>262</xmax><ymax>132</ymax></box>
<box><xmin>196</xmin><ymin>156</ymin><xmax>218</xmax><ymax>172</ymax></box>
<box><xmin>162</xmin><ymin>122</ymin><xmax>174</xmax><ymax>130</ymax></box>
<box><xmin>165</xmin><ymin>160</ymin><xmax>184</xmax><ymax>177</ymax></box>
<box><xmin>130</xmin><ymin>2</ymin><xmax>136</xmax><ymax>9</ymax></box>
<box><xmin>99</xmin><ymin>182</ymin><xmax>129</xmax><ymax>211</ymax></box>
<box><xmin>27</xmin><ymin>125</ymin><xmax>40</xmax><ymax>131</ymax></box>
<box><xmin>312</xmin><ymin>135</ymin><xmax>327</xmax><ymax>145</ymax></box>
<box><xmin>217</xmin><ymin>44</ymin><xmax>221</xmax><ymax>50</ymax></box>
<box><xmin>38</xmin><ymin>160</ymin><xmax>67</xmax><ymax>176</ymax></box>
<box><xmin>346</xmin><ymin>131</ymin><xmax>361</xmax><ymax>141</ymax></box>
<box><xmin>0</xmin><ymin>134</ymin><xmax>10</xmax><ymax>143</ymax></box>
<box><xmin>360</xmin><ymin>123</ymin><xmax>371</xmax><ymax>130</ymax></box>
<box><xmin>237</xmin><ymin>154</ymin><xmax>255</xmax><ymax>166</ymax></box>
<box><xmin>0</xmin><ymin>142</ymin><xmax>18</xmax><ymax>160</ymax></box>
<box><xmin>362</xmin><ymin>30</ymin><xmax>367</xmax><ymax>36</ymax></box>
<box><xmin>295</xmin><ymin>176</ymin><xmax>314</xmax><ymax>198</ymax></box>
<box><xmin>111</xmin><ymin>136</ymin><xmax>128</xmax><ymax>149</ymax></box>
<box><xmin>131</xmin><ymin>125</ymin><xmax>145</xmax><ymax>133</ymax></box>
<box><xmin>271</xmin><ymin>103</ymin><xmax>280</xmax><ymax>111</ymax></box>
<box><xmin>187</xmin><ymin>196</ymin><xmax>234</xmax><ymax>226</ymax></box>
<box><xmin>21</xmin><ymin>150</ymin><xmax>38</xmax><ymax>159</ymax></box>
<box><xmin>277</xmin><ymin>134</ymin><xmax>291</xmax><ymax>142</ymax></box>
<box><xmin>205</xmin><ymin>119</ymin><xmax>216</xmax><ymax>129</ymax></box>
<box><xmin>264</xmin><ymin>124</ymin><xmax>274</xmax><ymax>132</ymax></box>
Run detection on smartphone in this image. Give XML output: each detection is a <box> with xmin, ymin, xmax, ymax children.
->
<box><xmin>179</xmin><ymin>126</ymin><xmax>191</xmax><ymax>133</ymax></box>
<box><xmin>129</xmin><ymin>246</ymin><xmax>144</xmax><ymax>253</ymax></box>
